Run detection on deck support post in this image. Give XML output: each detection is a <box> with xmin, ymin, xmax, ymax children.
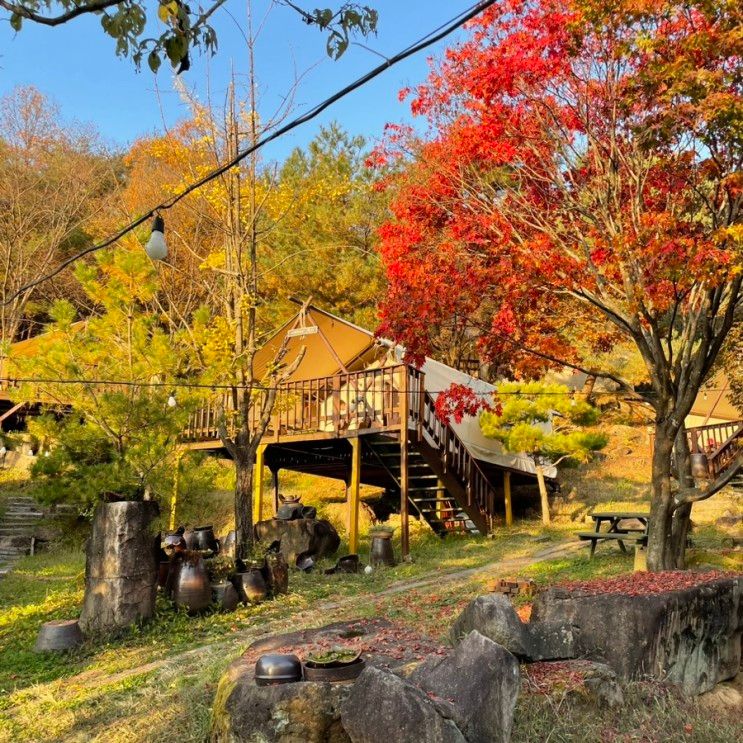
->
<box><xmin>169</xmin><ymin>448</ymin><xmax>184</xmax><ymax>531</ymax></box>
<box><xmin>348</xmin><ymin>437</ymin><xmax>361</xmax><ymax>554</ymax></box>
<box><xmin>400</xmin><ymin>372</ymin><xmax>410</xmax><ymax>559</ymax></box>
<box><xmin>253</xmin><ymin>444</ymin><xmax>267</xmax><ymax>525</ymax></box>
<box><xmin>503</xmin><ymin>470</ymin><xmax>513</xmax><ymax>527</ymax></box>
<box><xmin>270</xmin><ymin>467</ymin><xmax>280</xmax><ymax>514</ymax></box>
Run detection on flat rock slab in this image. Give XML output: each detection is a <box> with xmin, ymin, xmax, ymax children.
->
<box><xmin>211</xmin><ymin>619</ymin><xmax>448</xmax><ymax>743</ymax></box>
<box><xmin>530</xmin><ymin>573</ymin><xmax>742</xmax><ymax>695</ymax></box>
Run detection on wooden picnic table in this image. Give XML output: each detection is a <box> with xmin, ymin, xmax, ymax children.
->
<box><xmin>578</xmin><ymin>511</ymin><xmax>649</xmax><ymax>558</ymax></box>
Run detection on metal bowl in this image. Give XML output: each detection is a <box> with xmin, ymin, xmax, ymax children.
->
<box><xmin>254</xmin><ymin>653</ymin><xmax>303</xmax><ymax>686</ymax></box>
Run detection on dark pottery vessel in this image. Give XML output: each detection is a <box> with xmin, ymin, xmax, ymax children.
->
<box><xmin>276</xmin><ymin>503</ymin><xmax>303</xmax><ymax>520</ymax></box>
<box><xmin>233</xmin><ymin>567</ymin><xmax>268</xmax><ymax>604</ymax></box>
<box><xmin>34</xmin><ymin>619</ymin><xmax>84</xmax><ymax>652</ymax></box>
<box><xmin>691</xmin><ymin>452</ymin><xmax>710</xmax><ymax>479</ymax></box>
<box><xmin>157</xmin><ymin>560</ymin><xmax>171</xmax><ymax>588</ymax></box>
<box><xmin>193</xmin><ymin>525</ymin><xmax>219</xmax><ymax>553</ymax></box>
<box><xmin>264</xmin><ymin>551</ymin><xmax>289</xmax><ymax>595</ymax></box>
<box><xmin>163</xmin><ymin>532</ymin><xmax>187</xmax><ymax>554</ymax></box>
<box><xmin>254</xmin><ymin>654</ymin><xmax>302</xmax><ymax>686</ymax></box>
<box><xmin>173</xmin><ymin>558</ymin><xmax>212</xmax><ymax>614</ymax></box>
<box><xmin>182</xmin><ymin>528</ymin><xmax>198</xmax><ymax>550</ymax></box>
<box><xmin>370</xmin><ymin>533</ymin><xmax>396</xmax><ymax>567</ymax></box>
<box><xmin>212</xmin><ymin>582</ymin><xmax>240</xmax><ymax>612</ymax></box>
<box><xmin>303</xmin><ymin>657</ymin><xmax>365</xmax><ymax>683</ymax></box>
<box><xmin>325</xmin><ymin>554</ymin><xmax>360</xmax><ymax>575</ymax></box>
<box><xmin>165</xmin><ymin>555</ymin><xmax>183</xmax><ymax>598</ymax></box>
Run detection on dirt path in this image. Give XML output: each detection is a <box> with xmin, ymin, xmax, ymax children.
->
<box><xmin>71</xmin><ymin>539</ymin><xmax>584</xmax><ymax>689</ymax></box>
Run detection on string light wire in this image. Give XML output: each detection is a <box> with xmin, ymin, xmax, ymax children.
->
<box><xmin>0</xmin><ymin>375</ymin><xmax>728</xmax><ymax>397</ymax></box>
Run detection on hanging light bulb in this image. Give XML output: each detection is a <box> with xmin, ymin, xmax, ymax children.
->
<box><xmin>145</xmin><ymin>214</ymin><xmax>168</xmax><ymax>260</ymax></box>
<box><xmin>167</xmin><ymin>393</ymin><xmax>177</xmax><ymax>408</ymax></box>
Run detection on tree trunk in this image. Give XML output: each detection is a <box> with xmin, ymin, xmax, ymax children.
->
<box><xmin>646</xmin><ymin>421</ymin><xmax>678</xmax><ymax>571</ymax></box>
<box><xmin>234</xmin><ymin>452</ymin><xmax>254</xmax><ymax>562</ymax></box>
<box><xmin>535</xmin><ymin>464</ymin><xmax>551</xmax><ymax>525</ymax></box>
<box><xmin>670</xmin><ymin>426</ymin><xmax>693</xmax><ymax>568</ymax></box>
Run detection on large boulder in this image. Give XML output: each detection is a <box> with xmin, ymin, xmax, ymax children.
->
<box><xmin>527</xmin><ymin>620</ymin><xmax>578</xmax><ymax>661</ymax></box>
<box><xmin>255</xmin><ymin>518</ymin><xmax>340</xmax><ymax>567</ymax></box>
<box><xmin>530</xmin><ymin>576</ymin><xmax>743</xmax><ymax>695</ymax></box>
<box><xmin>450</xmin><ymin>594</ymin><xmax>530</xmax><ymax>658</ymax></box>
<box><xmin>79</xmin><ymin>500</ymin><xmax>159</xmax><ymax>635</ymax></box>
<box><xmin>410</xmin><ymin>631</ymin><xmax>519</xmax><ymax>743</ymax></box>
<box><xmin>341</xmin><ymin>666</ymin><xmax>466</xmax><ymax>743</ymax></box>
<box><xmin>212</xmin><ymin>659</ymin><xmax>350</xmax><ymax>743</ymax></box>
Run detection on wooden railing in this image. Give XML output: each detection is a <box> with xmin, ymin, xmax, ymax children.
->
<box><xmin>183</xmin><ymin>365</ymin><xmax>425</xmax><ymax>442</ymax></box>
<box><xmin>686</xmin><ymin>419</ymin><xmax>743</xmax><ymax>479</ymax></box>
<box><xmin>420</xmin><ymin>391</ymin><xmax>496</xmax><ymax>527</ymax></box>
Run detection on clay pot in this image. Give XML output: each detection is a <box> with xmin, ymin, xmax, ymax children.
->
<box><xmin>255</xmin><ymin>653</ymin><xmax>302</xmax><ymax>685</ymax></box>
<box><xmin>182</xmin><ymin>529</ymin><xmax>198</xmax><ymax>550</ymax></box>
<box><xmin>277</xmin><ymin>503</ymin><xmax>303</xmax><ymax>521</ymax></box>
<box><xmin>157</xmin><ymin>560</ymin><xmax>171</xmax><ymax>588</ymax></box>
<box><xmin>265</xmin><ymin>551</ymin><xmax>289</xmax><ymax>596</ymax></box>
<box><xmin>233</xmin><ymin>567</ymin><xmax>268</xmax><ymax>604</ymax></box>
<box><xmin>212</xmin><ymin>582</ymin><xmax>240</xmax><ymax>612</ymax></box>
<box><xmin>691</xmin><ymin>452</ymin><xmax>710</xmax><ymax>479</ymax></box>
<box><xmin>163</xmin><ymin>532</ymin><xmax>187</xmax><ymax>554</ymax></box>
<box><xmin>173</xmin><ymin>558</ymin><xmax>212</xmax><ymax>614</ymax></box>
<box><xmin>34</xmin><ymin>619</ymin><xmax>83</xmax><ymax>652</ymax></box>
<box><xmin>193</xmin><ymin>525</ymin><xmax>219</xmax><ymax>553</ymax></box>
<box><xmin>370</xmin><ymin>533</ymin><xmax>396</xmax><ymax>567</ymax></box>
<box><xmin>165</xmin><ymin>556</ymin><xmax>182</xmax><ymax>598</ymax></box>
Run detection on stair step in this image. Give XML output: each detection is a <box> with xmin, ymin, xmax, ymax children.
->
<box><xmin>418</xmin><ymin>508</ymin><xmax>460</xmax><ymax>514</ymax></box>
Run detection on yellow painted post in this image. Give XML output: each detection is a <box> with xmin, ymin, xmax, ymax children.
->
<box><xmin>169</xmin><ymin>448</ymin><xmax>184</xmax><ymax>531</ymax></box>
<box><xmin>348</xmin><ymin>437</ymin><xmax>361</xmax><ymax>554</ymax></box>
<box><xmin>436</xmin><ymin>479</ymin><xmax>445</xmax><ymax>520</ymax></box>
<box><xmin>503</xmin><ymin>470</ymin><xmax>513</xmax><ymax>527</ymax></box>
<box><xmin>399</xmin><ymin>370</ymin><xmax>410</xmax><ymax>559</ymax></box>
<box><xmin>253</xmin><ymin>444</ymin><xmax>266</xmax><ymax>525</ymax></box>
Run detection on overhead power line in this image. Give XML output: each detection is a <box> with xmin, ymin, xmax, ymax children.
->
<box><xmin>4</xmin><ymin>0</ymin><xmax>497</xmax><ymax>306</ymax></box>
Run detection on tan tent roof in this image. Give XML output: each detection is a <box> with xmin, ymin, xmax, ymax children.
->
<box><xmin>689</xmin><ymin>372</ymin><xmax>740</xmax><ymax>422</ymax></box>
<box><xmin>253</xmin><ymin>305</ymin><xmax>381</xmax><ymax>382</ymax></box>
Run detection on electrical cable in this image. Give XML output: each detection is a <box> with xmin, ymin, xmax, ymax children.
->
<box><xmin>0</xmin><ymin>375</ymin><xmax>729</xmax><ymax>396</ymax></box>
<box><xmin>3</xmin><ymin>0</ymin><xmax>497</xmax><ymax>307</ymax></box>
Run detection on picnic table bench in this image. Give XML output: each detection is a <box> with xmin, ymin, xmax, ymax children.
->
<box><xmin>578</xmin><ymin>511</ymin><xmax>649</xmax><ymax>558</ymax></box>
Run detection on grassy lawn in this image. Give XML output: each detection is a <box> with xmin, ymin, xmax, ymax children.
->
<box><xmin>1</xmin><ymin>434</ymin><xmax>741</xmax><ymax>742</ymax></box>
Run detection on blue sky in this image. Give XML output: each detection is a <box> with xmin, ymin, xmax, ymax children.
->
<box><xmin>0</xmin><ymin>1</ymin><xmax>471</xmax><ymax>162</ymax></box>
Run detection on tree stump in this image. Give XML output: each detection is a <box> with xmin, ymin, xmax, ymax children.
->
<box><xmin>79</xmin><ymin>500</ymin><xmax>159</xmax><ymax>635</ymax></box>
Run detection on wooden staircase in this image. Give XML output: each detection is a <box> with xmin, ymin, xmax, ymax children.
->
<box><xmin>362</xmin><ymin>387</ymin><xmax>503</xmax><ymax>538</ymax></box>
<box><xmin>686</xmin><ymin>419</ymin><xmax>743</xmax><ymax>490</ymax></box>
<box><xmin>364</xmin><ymin>434</ymin><xmax>481</xmax><ymax>536</ymax></box>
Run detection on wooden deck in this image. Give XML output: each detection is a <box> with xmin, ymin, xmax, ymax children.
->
<box><xmin>182</xmin><ymin>364</ymin><xmax>540</xmax><ymax>555</ymax></box>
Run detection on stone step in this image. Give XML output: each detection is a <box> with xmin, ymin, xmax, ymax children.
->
<box><xmin>3</xmin><ymin>507</ymin><xmax>43</xmax><ymax>515</ymax></box>
<box><xmin>1</xmin><ymin>521</ymin><xmax>41</xmax><ymax>530</ymax></box>
<box><xmin>0</xmin><ymin>528</ymin><xmax>37</xmax><ymax>537</ymax></box>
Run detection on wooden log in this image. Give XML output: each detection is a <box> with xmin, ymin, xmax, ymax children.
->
<box><xmin>78</xmin><ymin>500</ymin><xmax>159</xmax><ymax>635</ymax></box>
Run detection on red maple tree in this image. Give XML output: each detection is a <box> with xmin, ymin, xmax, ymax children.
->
<box><xmin>373</xmin><ymin>0</ymin><xmax>742</xmax><ymax>571</ymax></box>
